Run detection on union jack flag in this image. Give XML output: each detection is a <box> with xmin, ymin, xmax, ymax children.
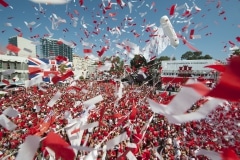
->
<box><xmin>28</xmin><ymin>57</ymin><xmax>73</xmax><ymax>82</ymax></box>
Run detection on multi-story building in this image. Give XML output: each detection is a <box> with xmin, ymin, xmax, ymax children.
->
<box><xmin>8</xmin><ymin>36</ymin><xmax>37</xmax><ymax>58</ymax></box>
<box><xmin>40</xmin><ymin>38</ymin><xmax>73</xmax><ymax>62</ymax></box>
<box><xmin>0</xmin><ymin>55</ymin><xmax>29</xmax><ymax>82</ymax></box>
<box><xmin>72</xmin><ymin>54</ymin><xmax>97</xmax><ymax>79</ymax></box>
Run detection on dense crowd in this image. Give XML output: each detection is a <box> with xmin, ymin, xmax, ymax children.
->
<box><xmin>0</xmin><ymin>79</ymin><xmax>239</xmax><ymax>160</ymax></box>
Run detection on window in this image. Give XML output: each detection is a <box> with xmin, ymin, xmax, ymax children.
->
<box><xmin>14</xmin><ymin>62</ymin><xmax>17</xmax><ymax>69</ymax></box>
<box><xmin>7</xmin><ymin>62</ymin><xmax>10</xmax><ymax>69</ymax></box>
<box><xmin>0</xmin><ymin>61</ymin><xmax>2</xmax><ymax>69</ymax></box>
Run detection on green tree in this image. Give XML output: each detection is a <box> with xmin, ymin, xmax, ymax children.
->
<box><xmin>110</xmin><ymin>56</ymin><xmax>124</xmax><ymax>76</ymax></box>
<box><xmin>130</xmin><ymin>54</ymin><xmax>147</xmax><ymax>70</ymax></box>
<box><xmin>58</xmin><ymin>64</ymin><xmax>67</xmax><ymax>75</ymax></box>
<box><xmin>181</xmin><ymin>51</ymin><xmax>212</xmax><ymax>60</ymax></box>
<box><xmin>157</xmin><ymin>56</ymin><xmax>176</xmax><ymax>61</ymax></box>
<box><xmin>148</xmin><ymin>56</ymin><xmax>175</xmax><ymax>68</ymax></box>
<box><xmin>202</xmin><ymin>54</ymin><xmax>213</xmax><ymax>59</ymax></box>
<box><xmin>232</xmin><ymin>49</ymin><xmax>240</xmax><ymax>56</ymax></box>
<box><xmin>79</xmin><ymin>76</ymin><xmax>84</xmax><ymax>80</ymax></box>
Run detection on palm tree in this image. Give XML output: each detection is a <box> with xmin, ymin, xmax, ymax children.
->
<box><xmin>58</xmin><ymin>64</ymin><xmax>67</xmax><ymax>75</ymax></box>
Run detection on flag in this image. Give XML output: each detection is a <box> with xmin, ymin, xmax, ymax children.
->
<box><xmin>35</xmin><ymin>110</ymin><xmax>56</xmax><ymax>136</ymax></box>
<box><xmin>42</xmin><ymin>132</ymin><xmax>75</xmax><ymax>160</ymax></box>
<box><xmin>28</xmin><ymin>57</ymin><xmax>72</xmax><ymax>82</ymax></box>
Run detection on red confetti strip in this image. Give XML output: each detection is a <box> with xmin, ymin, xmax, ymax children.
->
<box><xmin>182</xmin><ymin>25</ymin><xmax>189</xmax><ymax>32</ymax></box>
<box><xmin>2</xmin><ymin>79</ymin><xmax>10</xmax><ymax>85</ymax></box>
<box><xmin>236</xmin><ymin>36</ymin><xmax>240</xmax><ymax>42</ymax></box>
<box><xmin>219</xmin><ymin>10</ymin><xmax>225</xmax><ymax>16</ymax></box>
<box><xmin>182</xmin><ymin>9</ymin><xmax>191</xmax><ymax>17</ymax></box>
<box><xmin>6</xmin><ymin>44</ymin><xmax>20</xmax><ymax>53</ymax></box>
<box><xmin>189</xmin><ymin>29</ymin><xmax>195</xmax><ymax>39</ymax></box>
<box><xmin>97</xmin><ymin>46</ymin><xmax>107</xmax><ymax>57</ymax></box>
<box><xmin>109</xmin><ymin>12</ymin><xmax>116</xmax><ymax>17</ymax></box>
<box><xmin>55</xmin><ymin>55</ymin><xmax>67</xmax><ymax>62</ymax></box>
<box><xmin>79</xmin><ymin>0</ymin><xmax>83</xmax><ymax>6</ymax></box>
<box><xmin>116</xmin><ymin>0</ymin><xmax>124</xmax><ymax>8</ymax></box>
<box><xmin>0</xmin><ymin>0</ymin><xmax>9</xmax><ymax>7</ymax></box>
<box><xmin>228</xmin><ymin>41</ymin><xmax>235</xmax><ymax>47</ymax></box>
<box><xmin>14</xmin><ymin>28</ymin><xmax>21</xmax><ymax>32</ymax></box>
<box><xmin>169</xmin><ymin>4</ymin><xmax>176</xmax><ymax>16</ymax></box>
<box><xmin>216</xmin><ymin>0</ymin><xmax>221</xmax><ymax>8</ymax></box>
<box><xmin>83</xmin><ymin>48</ymin><xmax>92</xmax><ymax>54</ymax></box>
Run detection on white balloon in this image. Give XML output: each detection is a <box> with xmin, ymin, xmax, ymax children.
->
<box><xmin>160</xmin><ymin>15</ymin><xmax>179</xmax><ymax>47</ymax></box>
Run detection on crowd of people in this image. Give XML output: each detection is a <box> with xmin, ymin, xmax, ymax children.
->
<box><xmin>0</xmin><ymin>77</ymin><xmax>239</xmax><ymax>160</ymax></box>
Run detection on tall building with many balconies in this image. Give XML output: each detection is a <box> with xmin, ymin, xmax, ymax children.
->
<box><xmin>8</xmin><ymin>36</ymin><xmax>37</xmax><ymax>57</ymax></box>
<box><xmin>40</xmin><ymin>38</ymin><xmax>73</xmax><ymax>62</ymax></box>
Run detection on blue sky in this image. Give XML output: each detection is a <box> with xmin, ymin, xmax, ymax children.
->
<box><xmin>0</xmin><ymin>0</ymin><xmax>239</xmax><ymax>62</ymax></box>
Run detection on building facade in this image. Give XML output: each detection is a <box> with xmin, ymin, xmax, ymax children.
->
<box><xmin>40</xmin><ymin>38</ymin><xmax>73</xmax><ymax>62</ymax></box>
<box><xmin>0</xmin><ymin>55</ymin><xmax>29</xmax><ymax>83</ymax></box>
<box><xmin>72</xmin><ymin>55</ymin><xmax>97</xmax><ymax>79</ymax></box>
<box><xmin>161</xmin><ymin>59</ymin><xmax>220</xmax><ymax>84</ymax></box>
<box><xmin>8</xmin><ymin>36</ymin><xmax>37</xmax><ymax>58</ymax></box>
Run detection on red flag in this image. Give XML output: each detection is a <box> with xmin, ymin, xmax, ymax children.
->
<box><xmin>129</xmin><ymin>107</ymin><xmax>137</xmax><ymax>121</ymax></box>
<box><xmin>207</xmin><ymin>56</ymin><xmax>240</xmax><ymax>101</ymax></box>
<box><xmin>204</xmin><ymin>64</ymin><xmax>226</xmax><ymax>72</ymax></box>
<box><xmin>42</xmin><ymin>132</ymin><xmax>75</xmax><ymax>160</ymax></box>
<box><xmin>221</xmin><ymin>148</ymin><xmax>240</xmax><ymax>160</ymax></box>
<box><xmin>51</xmin><ymin>75</ymin><xmax>62</xmax><ymax>84</ymax></box>
<box><xmin>28</xmin><ymin>67</ymin><xmax>42</xmax><ymax>75</ymax></box>
<box><xmin>61</xmin><ymin>70</ymin><xmax>74</xmax><ymax>81</ymax></box>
